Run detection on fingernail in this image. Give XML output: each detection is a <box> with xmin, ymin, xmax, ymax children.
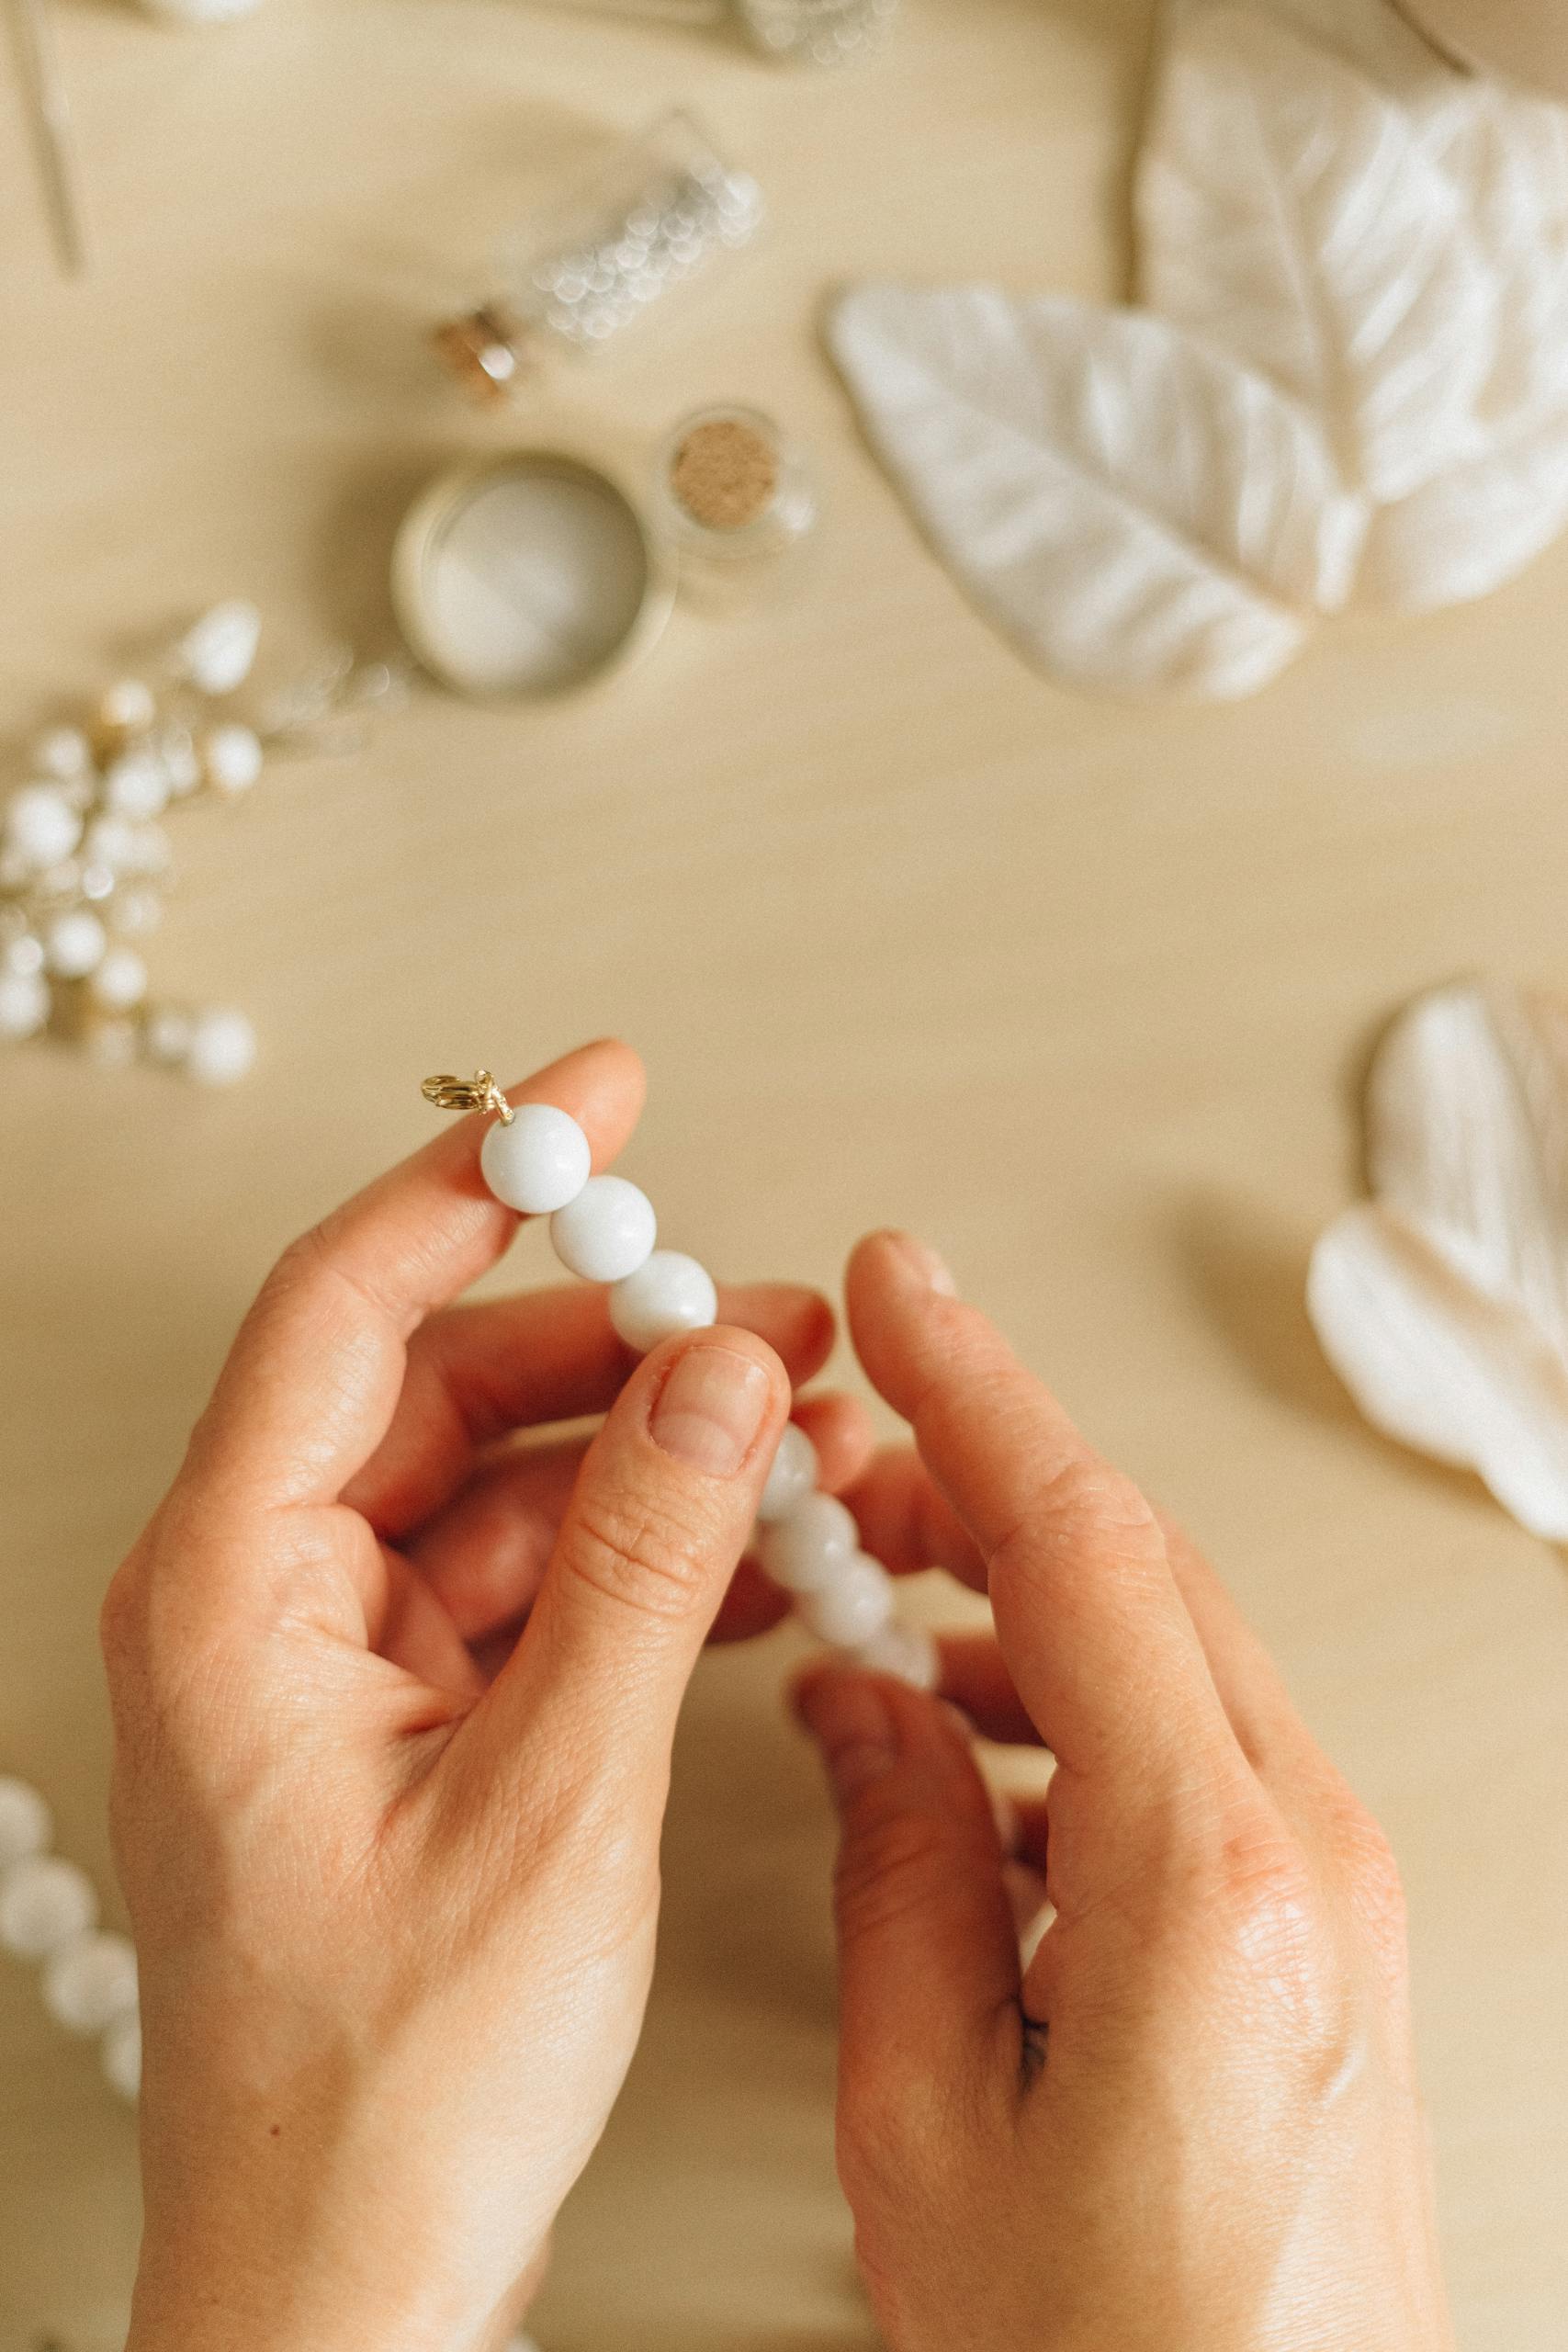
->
<box><xmin>649</xmin><ymin>1344</ymin><xmax>771</xmax><ymax>1477</ymax></box>
<box><xmin>799</xmin><ymin>1677</ymin><xmax>899</xmax><ymax>1804</ymax></box>
<box><xmin>888</xmin><ymin>1231</ymin><xmax>958</xmax><ymax>1296</ymax></box>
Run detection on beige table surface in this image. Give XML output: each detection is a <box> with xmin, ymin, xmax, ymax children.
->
<box><xmin>4</xmin><ymin>2</ymin><xmax>1567</xmax><ymax>2345</ymax></box>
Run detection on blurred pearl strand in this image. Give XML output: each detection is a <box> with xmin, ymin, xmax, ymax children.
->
<box><xmin>2</xmin><ymin>606</ymin><xmax>406</xmax><ymax>1085</ymax></box>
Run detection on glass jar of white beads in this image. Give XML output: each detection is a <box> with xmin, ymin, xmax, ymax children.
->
<box><xmin>434</xmin><ymin>111</ymin><xmax>763</xmax><ymax>403</ymax></box>
<box><xmin>652</xmin><ymin>404</ymin><xmax>819</xmax><ymax>607</ymax></box>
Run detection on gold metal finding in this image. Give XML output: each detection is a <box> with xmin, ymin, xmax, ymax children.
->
<box><xmin>421</xmin><ymin>1069</ymin><xmax>515</xmax><ymax>1125</ymax></box>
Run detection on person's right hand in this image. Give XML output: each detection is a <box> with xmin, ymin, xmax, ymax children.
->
<box><xmin>795</xmin><ymin>1231</ymin><xmax>1454</xmax><ymax>2352</ymax></box>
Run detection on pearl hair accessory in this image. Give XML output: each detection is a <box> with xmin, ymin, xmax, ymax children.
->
<box><xmin>2</xmin><ymin>611</ymin><xmax>408</xmax><ymax>1081</ymax></box>
<box><xmin>423</xmin><ymin>1069</ymin><xmax>938</xmax><ymax>1689</ymax></box>
<box><xmin>0</xmin><ymin>1773</ymin><xmax>141</xmax><ymax>2105</ymax></box>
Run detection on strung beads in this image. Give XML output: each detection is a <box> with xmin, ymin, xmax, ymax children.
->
<box><xmin>0</xmin><ymin>1773</ymin><xmax>141</xmax><ymax>2102</ymax></box>
<box><xmin>609</xmin><ymin>1251</ymin><xmax>718</xmax><ymax>1352</ymax></box>
<box><xmin>462</xmin><ymin>1089</ymin><xmax>936</xmax><ymax>1687</ymax></box>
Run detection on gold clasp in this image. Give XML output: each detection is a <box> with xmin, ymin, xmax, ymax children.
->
<box><xmin>421</xmin><ymin>1069</ymin><xmax>515</xmax><ymax>1125</ymax></box>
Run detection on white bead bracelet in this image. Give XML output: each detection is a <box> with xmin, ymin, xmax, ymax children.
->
<box><xmin>423</xmin><ymin>1068</ymin><xmax>937</xmax><ymax>1690</ymax></box>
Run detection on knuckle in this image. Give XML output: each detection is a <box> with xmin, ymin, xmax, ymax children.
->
<box><xmin>835</xmin><ymin>1797</ymin><xmax>951</xmax><ymax>1944</ymax></box>
<box><xmin>562</xmin><ymin>1489</ymin><xmax>715</xmax><ymax>1624</ymax></box>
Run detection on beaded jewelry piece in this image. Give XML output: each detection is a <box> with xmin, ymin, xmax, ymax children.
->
<box><xmin>424</xmin><ymin>1069</ymin><xmax>938</xmax><ymax>1689</ymax></box>
<box><xmin>1</xmin><ymin>610</ymin><xmax>406</xmax><ymax>1082</ymax></box>
<box><xmin>0</xmin><ymin>1775</ymin><xmax>140</xmax><ymax>2106</ymax></box>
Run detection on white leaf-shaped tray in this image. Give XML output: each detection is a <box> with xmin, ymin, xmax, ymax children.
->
<box><xmin>828</xmin><ymin>286</ymin><xmax>1363</xmax><ymax>700</ymax></box>
<box><xmin>1309</xmin><ymin>980</ymin><xmax>1568</xmax><ymax>1540</ymax></box>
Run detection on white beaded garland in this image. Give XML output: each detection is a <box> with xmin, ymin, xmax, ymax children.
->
<box><xmin>44</xmin><ymin>907</ymin><xmax>107</xmax><ymax>978</ymax></box>
<box><xmin>186</xmin><ymin>1005</ymin><xmax>257</xmax><ymax>1086</ymax></box>
<box><xmin>757</xmin><ymin>1490</ymin><xmax>858</xmax><ymax>1593</ymax></box>
<box><xmin>41</xmin><ymin>1929</ymin><xmax>140</xmax><ymax>2035</ymax></box>
<box><xmin>479</xmin><ymin>1102</ymin><xmax>592</xmax><ymax>1215</ymax></box>
<box><xmin>203</xmin><ymin>722</ymin><xmax>265</xmax><ymax>797</ymax></box>
<box><xmin>609</xmin><ymin>1250</ymin><xmax>718</xmax><ymax>1353</ymax></box>
<box><xmin>0</xmin><ymin>1776</ymin><xmax>52</xmax><ymax>1867</ymax></box>
<box><xmin>104</xmin><ymin>749</ymin><xmax>172</xmax><ymax>821</ymax></box>
<box><xmin>796</xmin><ymin>1552</ymin><xmax>896</xmax><ymax>1649</ymax></box>
<box><xmin>756</xmin><ymin>1420</ymin><xmax>817</xmax><ymax>1523</ymax></box>
<box><xmin>550</xmin><ymin>1175</ymin><xmax>657</xmax><ymax>1283</ymax></box>
<box><xmin>0</xmin><ymin>967</ymin><xmax>50</xmax><ymax>1041</ymax></box>
<box><xmin>91</xmin><ymin>945</ymin><xmax>150</xmax><ymax>1012</ymax></box>
<box><xmin>849</xmin><ymin>1620</ymin><xmax>940</xmax><ymax>1691</ymax></box>
<box><xmin>0</xmin><ymin>1853</ymin><xmax>98</xmax><ymax>1958</ymax></box>
<box><xmin>4</xmin><ymin>783</ymin><xmax>83</xmax><ymax>868</ymax></box>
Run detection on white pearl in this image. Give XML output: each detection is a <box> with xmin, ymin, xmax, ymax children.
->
<box><xmin>101</xmin><ymin>2009</ymin><xmax>142</xmax><ymax>2103</ymax></box>
<box><xmin>98</xmin><ymin>678</ymin><xmax>156</xmax><ymax>734</ymax></box>
<box><xmin>848</xmin><ymin>1621</ymin><xmax>940</xmax><ymax>1691</ymax></box>
<box><xmin>5</xmin><ymin>785</ymin><xmax>82</xmax><ymax>867</ymax></box>
<box><xmin>550</xmin><ymin>1175</ymin><xmax>657</xmax><ymax>1283</ymax></box>
<box><xmin>177</xmin><ymin>600</ymin><xmax>261</xmax><ymax>694</ymax></box>
<box><xmin>41</xmin><ymin>1930</ymin><xmax>139</xmax><ymax>2034</ymax></box>
<box><xmin>756</xmin><ymin>1421</ymin><xmax>818</xmax><ymax>1522</ymax></box>
<box><xmin>110</xmin><ymin>886</ymin><xmax>164</xmax><ymax>939</ymax></box>
<box><xmin>45</xmin><ymin>909</ymin><xmax>107</xmax><ymax>978</ymax></box>
<box><xmin>0</xmin><ymin>1854</ymin><xmax>98</xmax><ymax>1958</ymax></box>
<box><xmin>203</xmin><ymin>723</ymin><xmax>264</xmax><ymax>796</ymax></box>
<box><xmin>186</xmin><ymin>1006</ymin><xmax>256</xmax><ymax>1085</ymax></box>
<box><xmin>0</xmin><ymin>1777</ymin><xmax>51</xmax><ymax>1868</ymax></box>
<box><xmin>104</xmin><ymin>750</ymin><xmax>171</xmax><ymax>820</ymax></box>
<box><xmin>479</xmin><ymin>1102</ymin><xmax>591</xmax><ymax>1214</ymax></box>
<box><xmin>797</xmin><ymin>1552</ymin><xmax>896</xmax><ymax>1648</ymax></box>
<box><xmin>0</xmin><ymin>967</ymin><xmax>49</xmax><ymax>1041</ymax></box>
<box><xmin>757</xmin><ymin>1491</ymin><xmax>858</xmax><ymax>1593</ymax></box>
<box><xmin>609</xmin><ymin>1251</ymin><xmax>718</xmax><ymax>1352</ymax></box>
<box><xmin>91</xmin><ymin>946</ymin><xmax>149</xmax><ymax>1012</ymax></box>
<box><xmin>33</xmin><ymin>725</ymin><xmax>91</xmax><ymax>781</ymax></box>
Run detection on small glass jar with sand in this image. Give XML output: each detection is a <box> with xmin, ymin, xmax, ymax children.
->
<box><xmin>654</xmin><ymin>406</ymin><xmax>818</xmax><ymax>606</ymax></box>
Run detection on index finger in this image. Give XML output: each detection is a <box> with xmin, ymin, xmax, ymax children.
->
<box><xmin>844</xmin><ymin>1231</ymin><xmax>1245</xmax><ymax>1815</ymax></box>
<box><xmin>184</xmin><ymin>1040</ymin><xmax>646</xmax><ymax>1513</ymax></box>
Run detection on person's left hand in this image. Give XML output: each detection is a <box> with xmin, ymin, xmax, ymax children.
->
<box><xmin>106</xmin><ymin>1039</ymin><xmax>871</xmax><ymax>2352</ymax></box>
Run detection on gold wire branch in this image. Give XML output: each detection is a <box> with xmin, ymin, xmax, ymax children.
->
<box><xmin>421</xmin><ymin>1069</ymin><xmax>514</xmax><ymax>1125</ymax></box>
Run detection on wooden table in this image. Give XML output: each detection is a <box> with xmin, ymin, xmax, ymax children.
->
<box><xmin>3</xmin><ymin>3</ymin><xmax>1565</xmax><ymax>2344</ymax></box>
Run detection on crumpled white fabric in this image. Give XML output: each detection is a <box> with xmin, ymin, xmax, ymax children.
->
<box><xmin>1309</xmin><ymin>980</ymin><xmax>1568</xmax><ymax>1541</ymax></box>
<box><xmin>829</xmin><ymin>0</ymin><xmax>1568</xmax><ymax>696</ymax></box>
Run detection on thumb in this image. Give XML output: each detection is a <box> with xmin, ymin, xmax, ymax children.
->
<box><xmin>473</xmin><ymin>1327</ymin><xmax>790</xmax><ymax>1792</ymax></box>
<box><xmin>795</xmin><ymin>1668</ymin><xmax>1022</xmax><ymax>2139</ymax></box>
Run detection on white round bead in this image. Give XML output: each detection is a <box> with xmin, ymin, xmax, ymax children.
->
<box><xmin>848</xmin><ymin>1620</ymin><xmax>940</xmax><ymax>1691</ymax></box>
<box><xmin>0</xmin><ymin>1777</ymin><xmax>52</xmax><ymax>1868</ymax></box>
<box><xmin>203</xmin><ymin>723</ymin><xmax>264</xmax><ymax>796</ymax></box>
<box><xmin>5</xmin><ymin>784</ymin><xmax>82</xmax><ymax>867</ymax></box>
<box><xmin>143</xmin><ymin>1006</ymin><xmax>195</xmax><ymax>1066</ymax></box>
<box><xmin>41</xmin><ymin>1930</ymin><xmax>139</xmax><ymax>2034</ymax></box>
<box><xmin>0</xmin><ymin>967</ymin><xmax>50</xmax><ymax>1040</ymax></box>
<box><xmin>756</xmin><ymin>1421</ymin><xmax>818</xmax><ymax>1523</ymax></box>
<box><xmin>758</xmin><ymin>1491</ymin><xmax>858</xmax><ymax>1594</ymax></box>
<box><xmin>0</xmin><ymin>1854</ymin><xmax>98</xmax><ymax>1958</ymax></box>
<box><xmin>98</xmin><ymin>678</ymin><xmax>157</xmax><ymax>734</ymax></box>
<box><xmin>797</xmin><ymin>1552</ymin><xmax>897</xmax><ymax>1648</ymax></box>
<box><xmin>33</xmin><ymin>725</ymin><xmax>92</xmax><ymax>781</ymax></box>
<box><xmin>91</xmin><ymin>946</ymin><xmax>149</xmax><ymax>1012</ymax></box>
<box><xmin>177</xmin><ymin>600</ymin><xmax>261</xmax><ymax>694</ymax></box>
<box><xmin>104</xmin><ymin>750</ymin><xmax>171</xmax><ymax>820</ymax></box>
<box><xmin>608</xmin><ymin>1251</ymin><xmax>718</xmax><ymax>1352</ymax></box>
<box><xmin>550</xmin><ymin>1175</ymin><xmax>657</xmax><ymax>1283</ymax></box>
<box><xmin>101</xmin><ymin>2009</ymin><xmax>142</xmax><ymax>2103</ymax></box>
<box><xmin>479</xmin><ymin>1102</ymin><xmax>591</xmax><ymax>1214</ymax></box>
<box><xmin>44</xmin><ymin>908</ymin><xmax>107</xmax><ymax>978</ymax></box>
<box><xmin>186</xmin><ymin>1006</ymin><xmax>256</xmax><ymax>1086</ymax></box>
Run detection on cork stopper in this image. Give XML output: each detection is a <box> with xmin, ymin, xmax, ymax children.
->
<box><xmin>668</xmin><ymin>415</ymin><xmax>780</xmax><ymax>533</ymax></box>
<box><xmin>432</xmin><ymin>305</ymin><xmax>532</xmax><ymax>404</ymax></box>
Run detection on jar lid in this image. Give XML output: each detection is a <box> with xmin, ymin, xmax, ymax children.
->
<box><xmin>392</xmin><ymin>452</ymin><xmax>673</xmax><ymax>699</ymax></box>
